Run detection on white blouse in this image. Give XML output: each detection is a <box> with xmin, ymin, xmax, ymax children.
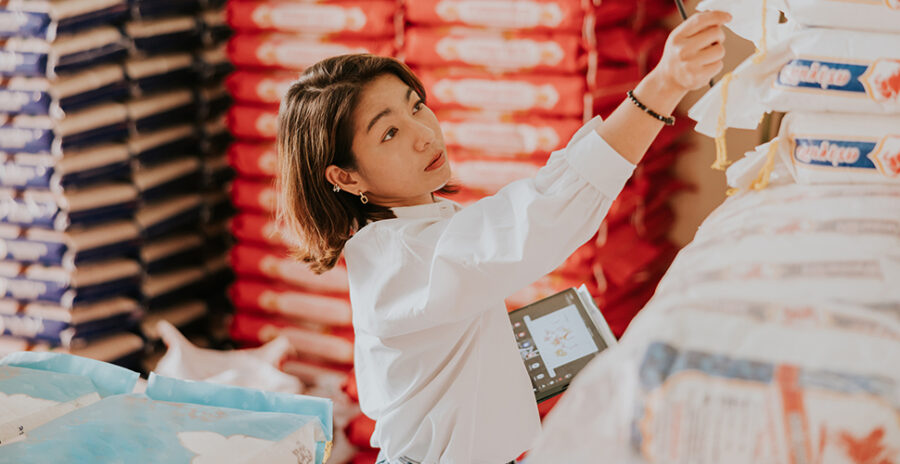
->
<box><xmin>344</xmin><ymin>116</ymin><xmax>635</xmax><ymax>464</ymax></box>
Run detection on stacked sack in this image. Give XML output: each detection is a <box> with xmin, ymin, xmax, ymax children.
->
<box><xmin>689</xmin><ymin>0</ymin><xmax>900</xmax><ymax>186</ymax></box>
<box><xmin>524</xmin><ymin>180</ymin><xmax>900</xmax><ymax>463</ymax></box>
<box><xmin>224</xmin><ymin>1</ymin><xmax>399</xmax><ymax>462</ymax></box>
<box><xmin>0</xmin><ymin>0</ymin><xmax>145</xmax><ymax>367</ymax></box>
<box><xmin>524</xmin><ymin>3</ymin><xmax>900</xmax><ymax>461</ymax></box>
<box><xmin>123</xmin><ymin>0</ymin><xmax>233</xmax><ymax>365</ymax></box>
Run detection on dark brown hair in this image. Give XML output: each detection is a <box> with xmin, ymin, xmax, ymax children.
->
<box><xmin>277</xmin><ymin>54</ymin><xmax>448</xmax><ymax>274</ymax></box>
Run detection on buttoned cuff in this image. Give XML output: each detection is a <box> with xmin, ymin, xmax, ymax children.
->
<box><xmin>564</xmin><ymin>116</ymin><xmax>636</xmax><ymax>199</ymax></box>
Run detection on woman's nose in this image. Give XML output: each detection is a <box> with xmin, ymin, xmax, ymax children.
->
<box><xmin>413</xmin><ymin>122</ymin><xmax>436</xmax><ymax>152</ymax></box>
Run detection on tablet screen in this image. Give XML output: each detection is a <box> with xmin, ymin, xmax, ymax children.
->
<box><xmin>508</xmin><ymin>288</ymin><xmax>611</xmax><ymax>402</ymax></box>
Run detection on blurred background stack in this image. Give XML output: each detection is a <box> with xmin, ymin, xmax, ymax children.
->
<box><xmin>223</xmin><ymin>1</ymin><xmax>399</xmax><ymax>462</ymax></box>
<box><xmin>124</xmin><ymin>0</ymin><xmax>234</xmax><ymax>369</ymax></box>
<box><xmin>0</xmin><ymin>0</ymin><xmax>144</xmax><ymax>368</ymax></box>
<box><xmin>0</xmin><ymin>0</ymin><xmax>233</xmax><ymax>371</ymax></box>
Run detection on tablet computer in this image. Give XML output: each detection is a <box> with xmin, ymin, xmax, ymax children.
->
<box><xmin>508</xmin><ymin>286</ymin><xmax>616</xmax><ymax>403</ymax></box>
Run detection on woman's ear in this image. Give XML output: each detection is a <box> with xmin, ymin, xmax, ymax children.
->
<box><xmin>325</xmin><ymin>165</ymin><xmax>365</xmax><ymax>194</ymax></box>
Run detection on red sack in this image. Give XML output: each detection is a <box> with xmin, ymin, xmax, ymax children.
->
<box><xmin>595</xmin><ymin>27</ymin><xmax>666</xmax><ymax>69</ymax></box>
<box><xmin>228</xmin><ymin>33</ymin><xmax>395</xmax><ymax>71</ymax></box>
<box><xmin>595</xmin><ymin>234</ymin><xmax>676</xmax><ymax>288</ymax></box>
<box><xmin>227</xmin><ymin>104</ymin><xmax>279</xmax><ymax>140</ymax></box>
<box><xmin>538</xmin><ymin>392</ymin><xmax>563</xmax><ymax>418</ymax></box>
<box><xmin>605</xmin><ymin>175</ymin><xmax>689</xmax><ymax>227</ymax></box>
<box><xmin>404</xmin><ymin>27</ymin><xmax>586</xmax><ymax>73</ymax></box>
<box><xmin>596</xmin><ymin>278</ymin><xmax>661</xmax><ymax>337</ymax></box>
<box><xmin>230</xmin><ymin>278</ymin><xmax>353</xmax><ymax>327</ymax></box>
<box><xmin>230</xmin><ymin>243</ymin><xmax>351</xmax><ymax>294</ymax></box>
<box><xmin>342</xmin><ymin>369</ymin><xmax>359</xmax><ymax>403</ymax></box>
<box><xmin>227</xmin><ymin>0</ymin><xmax>396</xmax><ymax>37</ymax></box>
<box><xmin>417</xmin><ymin>68</ymin><xmax>586</xmax><ymax>118</ymax></box>
<box><xmin>230</xmin><ymin>177</ymin><xmax>277</xmax><ymax>213</ymax></box>
<box><xmin>450</xmin><ymin>152</ymin><xmax>545</xmax><ymax>194</ymax></box>
<box><xmin>591</xmin><ymin>64</ymin><xmax>641</xmax><ymax>113</ymax></box>
<box><xmin>225</xmin><ymin>70</ymin><xmax>299</xmax><ymax>106</ymax></box>
<box><xmin>594</xmin><ymin>0</ymin><xmax>637</xmax><ymax>27</ymax></box>
<box><xmin>439</xmin><ymin>110</ymin><xmax>582</xmax><ymax>157</ymax></box>
<box><xmin>227</xmin><ymin>142</ymin><xmax>278</xmax><ymax>179</ymax></box>
<box><xmin>554</xmin><ymin>239</ymin><xmax>598</xmax><ymax>279</ymax></box>
<box><xmin>231</xmin><ymin>212</ymin><xmax>286</xmax><ymax>247</ymax></box>
<box><xmin>352</xmin><ymin>449</ymin><xmax>380</xmax><ymax>464</ymax></box>
<box><xmin>406</xmin><ymin>0</ymin><xmax>587</xmax><ymax>32</ymax></box>
<box><xmin>595</xmin><ymin>0</ymin><xmax>675</xmax><ymax>29</ymax></box>
<box><xmin>230</xmin><ymin>311</ymin><xmax>355</xmax><ymax>365</ymax></box>
<box><xmin>345</xmin><ymin>413</ymin><xmax>377</xmax><ymax>448</ymax></box>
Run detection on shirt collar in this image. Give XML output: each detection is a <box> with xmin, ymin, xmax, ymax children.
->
<box><xmin>390</xmin><ymin>196</ymin><xmax>462</xmax><ymax>220</ymax></box>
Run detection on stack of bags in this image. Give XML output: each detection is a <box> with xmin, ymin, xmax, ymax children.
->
<box><xmin>0</xmin><ymin>0</ymin><xmax>235</xmax><ymax>369</ymax></box>
<box><xmin>0</xmin><ymin>0</ymin><xmax>145</xmax><ymax>367</ymax></box>
<box><xmin>193</xmin><ymin>0</ymin><xmax>236</xmax><ymax>347</ymax></box>
<box><xmin>224</xmin><ymin>1</ymin><xmax>399</xmax><ymax>462</ymax></box>
<box><xmin>689</xmin><ymin>0</ymin><xmax>900</xmax><ymax>189</ymax></box>
<box><xmin>577</xmin><ymin>0</ymin><xmax>688</xmax><ymax>340</ymax></box>
<box><xmin>123</xmin><ymin>0</ymin><xmax>229</xmax><ymax>361</ymax></box>
<box><xmin>525</xmin><ymin>3</ymin><xmax>900</xmax><ymax>461</ymax></box>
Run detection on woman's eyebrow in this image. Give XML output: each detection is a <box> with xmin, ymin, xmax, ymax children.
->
<box><xmin>366</xmin><ymin>87</ymin><xmax>416</xmax><ymax>134</ymax></box>
<box><xmin>367</xmin><ymin>108</ymin><xmax>392</xmax><ymax>133</ymax></box>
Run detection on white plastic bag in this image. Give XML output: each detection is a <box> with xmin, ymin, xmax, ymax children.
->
<box><xmin>153</xmin><ymin>320</ymin><xmax>302</xmax><ymax>394</ymax></box>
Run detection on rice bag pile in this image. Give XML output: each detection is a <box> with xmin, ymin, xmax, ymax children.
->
<box><xmin>689</xmin><ymin>0</ymin><xmax>900</xmax><ymax>184</ymax></box>
<box><xmin>223</xmin><ymin>2</ymin><xmax>400</xmax><ymax>461</ymax></box>
<box><xmin>526</xmin><ymin>163</ymin><xmax>900</xmax><ymax>462</ymax></box>
<box><xmin>119</xmin><ymin>0</ymin><xmax>236</xmax><ymax>363</ymax></box>
<box><xmin>0</xmin><ymin>0</ymin><xmax>146</xmax><ymax>364</ymax></box>
<box><xmin>524</xmin><ymin>5</ymin><xmax>899</xmax><ymax>462</ymax></box>
<box><xmin>0</xmin><ymin>352</ymin><xmax>334</xmax><ymax>464</ymax></box>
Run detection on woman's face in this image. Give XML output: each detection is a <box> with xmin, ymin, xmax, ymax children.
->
<box><xmin>328</xmin><ymin>73</ymin><xmax>451</xmax><ymax>208</ymax></box>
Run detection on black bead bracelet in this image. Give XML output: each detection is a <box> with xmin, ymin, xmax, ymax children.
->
<box><xmin>626</xmin><ymin>90</ymin><xmax>676</xmax><ymax>126</ymax></box>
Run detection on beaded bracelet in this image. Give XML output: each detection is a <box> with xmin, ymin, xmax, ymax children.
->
<box><xmin>626</xmin><ymin>90</ymin><xmax>675</xmax><ymax>126</ymax></box>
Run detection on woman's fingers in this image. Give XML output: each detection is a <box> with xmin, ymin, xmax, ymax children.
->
<box><xmin>677</xmin><ymin>10</ymin><xmax>732</xmax><ymax>37</ymax></box>
<box><xmin>692</xmin><ymin>42</ymin><xmax>727</xmax><ymax>66</ymax></box>
<box><xmin>683</xmin><ymin>25</ymin><xmax>726</xmax><ymax>53</ymax></box>
<box><xmin>699</xmin><ymin>60</ymin><xmax>725</xmax><ymax>78</ymax></box>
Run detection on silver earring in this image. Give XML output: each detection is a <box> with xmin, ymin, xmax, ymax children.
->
<box><xmin>332</xmin><ymin>184</ymin><xmax>340</xmax><ymax>193</ymax></box>
<box><xmin>359</xmin><ymin>192</ymin><xmax>368</xmax><ymax>204</ymax></box>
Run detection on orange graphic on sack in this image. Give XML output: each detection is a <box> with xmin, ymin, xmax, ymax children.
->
<box><xmin>839</xmin><ymin>427</ymin><xmax>897</xmax><ymax>464</ymax></box>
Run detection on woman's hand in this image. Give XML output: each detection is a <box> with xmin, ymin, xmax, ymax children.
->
<box><xmin>593</xmin><ymin>10</ymin><xmax>731</xmax><ymax>165</ymax></box>
<box><xmin>652</xmin><ymin>10</ymin><xmax>732</xmax><ymax>93</ymax></box>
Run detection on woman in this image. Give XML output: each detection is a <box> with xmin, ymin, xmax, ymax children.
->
<box><xmin>276</xmin><ymin>11</ymin><xmax>730</xmax><ymax>464</ymax></box>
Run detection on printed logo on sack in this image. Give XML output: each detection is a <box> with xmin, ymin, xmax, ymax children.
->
<box><xmin>793</xmin><ymin>136</ymin><xmax>900</xmax><ymax>177</ymax></box>
<box><xmin>861</xmin><ymin>59</ymin><xmax>900</xmax><ymax>102</ymax></box>
<box><xmin>777</xmin><ymin>60</ymin><xmax>866</xmax><ymax>93</ymax></box>
<box><xmin>871</xmin><ymin>135</ymin><xmax>900</xmax><ymax>177</ymax></box>
<box><xmin>793</xmin><ymin>138</ymin><xmax>875</xmax><ymax>169</ymax></box>
<box><xmin>435</xmin><ymin>1</ymin><xmax>565</xmax><ymax>29</ymax></box>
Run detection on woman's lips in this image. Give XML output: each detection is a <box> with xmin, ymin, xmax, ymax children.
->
<box><xmin>425</xmin><ymin>151</ymin><xmax>445</xmax><ymax>171</ymax></box>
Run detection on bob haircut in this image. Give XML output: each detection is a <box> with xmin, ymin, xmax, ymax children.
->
<box><xmin>276</xmin><ymin>54</ymin><xmax>453</xmax><ymax>274</ymax></box>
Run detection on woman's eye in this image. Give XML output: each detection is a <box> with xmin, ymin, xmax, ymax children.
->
<box><xmin>382</xmin><ymin>127</ymin><xmax>397</xmax><ymax>142</ymax></box>
<box><xmin>413</xmin><ymin>100</ymin><xmax>424</xmax><ymax>113</ymax></box>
